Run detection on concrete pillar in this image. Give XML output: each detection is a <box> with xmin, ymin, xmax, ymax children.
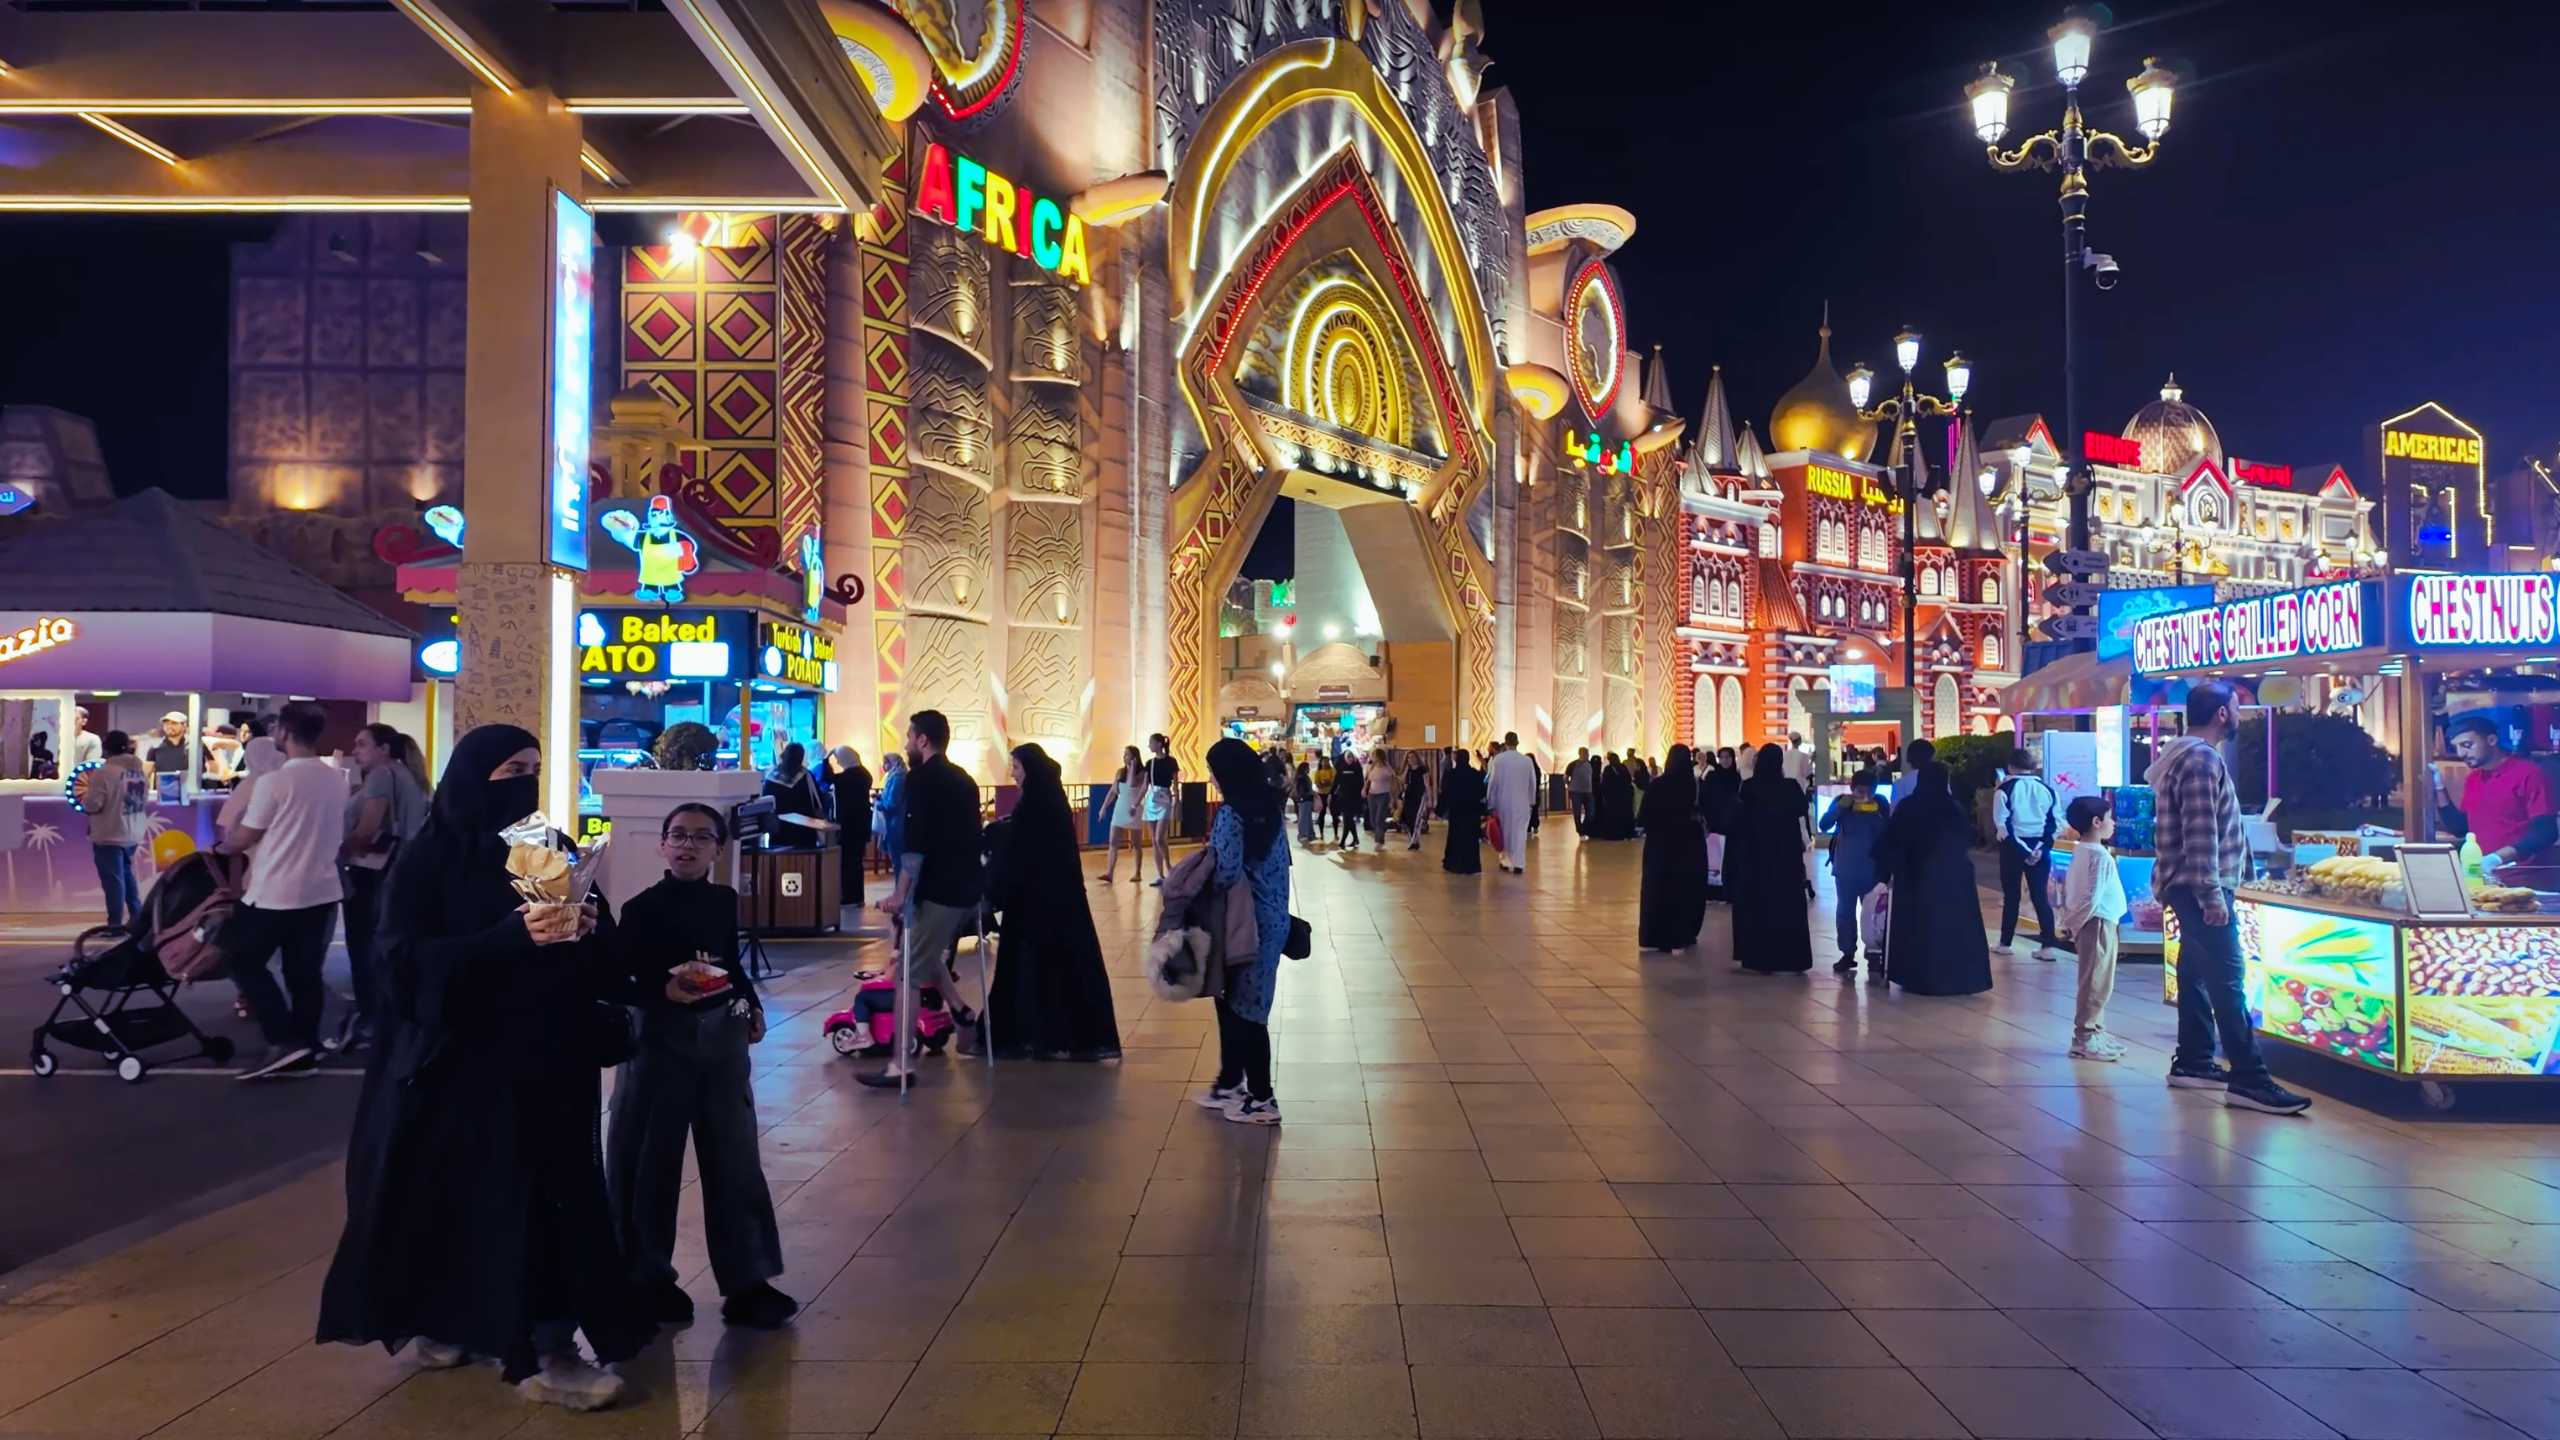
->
<box><xmin>456</xmin><ymin>87</ymin><xmax>584</xmax><ymax>817</ymax></box>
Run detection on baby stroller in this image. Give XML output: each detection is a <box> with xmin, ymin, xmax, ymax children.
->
<box><xmin>31</xmin><ymin>851</ymin><xmax>241</xmax><ymax>1082</ymax></box>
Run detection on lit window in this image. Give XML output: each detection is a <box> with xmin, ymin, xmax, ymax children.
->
<box><xmin>1726</xmin><ymin>580</ymin><xmax>1742</xmax><ymax>616</ymax></box>
<box><xmin>1983</xmin><ymin>635</ymin><xmax>2002</xmax><ymax>667</ymax></box>
<box><xmin>1920</xmin><ymin>567</ymin><xmax>1940</xmax><ymax>598</ymax></box>
<box><xmin>1761</xmin><ymin>524</ymin><xmax>1780</xmax><ymax>558</ymax></box>
<box><xmin>1693</xmin><ymin>573</ymin><xmax>1710</xmax><ymax>614</ymax></box>
<box><xmin>1981</xmin><ymin>576</ymin><xmax>2000</xmax><ymax>605</ymax></box>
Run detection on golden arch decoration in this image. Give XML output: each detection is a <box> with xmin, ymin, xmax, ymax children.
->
<box><xmin>1163</xmin><ymin>137</ymin><xmax>1499</xmax><ymax>767</ymax></box>
<box><xmin>1282</xmin><ymin>276</ymin><xmax>1416</xmax><ymax>450</ymax></box>
<box><xmin>1166</xmin><ymin>38</ymin><xmax>1498</xmax><ymax>452</ymax></box>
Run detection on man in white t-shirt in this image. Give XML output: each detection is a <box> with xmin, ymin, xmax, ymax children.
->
<box><xmin>65</xmin><ymin>707</ymin><xmax>103</xmax><ymax>768</ymax></box>
<box><xmin>219</xmin><ymin>701</ymin><xmax>347</xmax><ymax>1079</ymax></box>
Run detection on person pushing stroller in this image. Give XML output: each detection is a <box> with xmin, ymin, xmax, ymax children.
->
<box><xmin>604</xmin><ymin>804</ymin><xmax>797</xmax><ymax>1330</ymax></box>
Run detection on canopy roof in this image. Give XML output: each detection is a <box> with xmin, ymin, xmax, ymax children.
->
<box><xmin>0</xmin><ymin>488</ymin><xmax>407</xmax><ymax>638</ymax></box>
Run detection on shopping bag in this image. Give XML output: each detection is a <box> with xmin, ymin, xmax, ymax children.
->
<box><xmin>1485</xmin><ymin>812</ymin><xmax>1504</xmax><ymax>854</ymax></box>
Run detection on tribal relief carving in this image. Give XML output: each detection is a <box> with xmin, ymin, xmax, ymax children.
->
<box><xmin>1006</xmin><ymin>500</ymin><xmax>1083</xmax><ymax>626</ymax></box>
<box><xmin>911</xmin><ymin>339</ymin><xmax>996</xmax><ymax>486</ymax></box>
<box><xmin>909</xmin><ymin>223</ymin><xmax>992</xmax><ymax>361</ymax></box>
<box><xmin>1006</xmin><ymin>628</ymin><xmax>1082</xmax><ymax>742</ymax></box>
<box><xmin>905</xmin><ymin>470</ymin><xmax>992</xmax><ymax>618</ymax></box>
<box><xmin>1603</xmin><ymin>615</ymin><xmax>1634</xmax><ymax>681</ymax></box>
<box><xmin>905</xmin><ymin>615</ymin><xmax>989</xmax><ymax>740</ymax></box>
<box><xmin>1554</xmin><ymin>603</ymin><xmax>1588</xmax><ymax>678</ymax></box>
<box><xmin>1010</xmin><ymin>278</ymin><xmax>1081</xmax><ymax>385</ymax></box>
<box><xmin>1007</xmin><ymin>386</ymin><xmax>1083</xmax><ymax>497</ymax></box>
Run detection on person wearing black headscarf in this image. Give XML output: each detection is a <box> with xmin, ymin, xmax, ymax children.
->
<box><xmin>1437</xmin><ymin>748</ymin><xmax>1484</xmax><ymax>874</ymax></box>
<box><xmin>762</xmin><ymin>742</ymin><xmax>827</xmax><ymax>848</ymax></box>
<box><xmin>1204</xmin><ymin>737</ymin><xmax>1290</xmax><ymax>1123</ymax></box>
<box><xmin>1873</xmin><ymin>760</ymin><xmax>1994</xmax><ymax>996</ymax></box>
<box><xmin>1639</xmin><ymin>746</ymin><xmax>1707</xmax><ymax>952</ymax></box>
<box><xmin>1727</xmin><ymin>743</ymin><xmax>1814</xmax><ymax>974</ymax></box>
<box><xmin>1594</xmin><ymin>754</ymin><xmax>1636</xmax><ymax>840</ymax></box>
<box><xmin>316</xmin><ymin>724</ymin><xmax>651</xmax><ymax>1411</ymax></box>
<box><xmin>1700</xmin><ymin>747</ymin><xmax>1743</xmax><ymax>901</ymax></box>
<box><xmin>984</xmin><ymin>742</ymin><xmax>1122</xmax><ymax>1061</ymax></box>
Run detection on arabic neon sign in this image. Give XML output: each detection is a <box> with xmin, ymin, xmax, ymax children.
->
<box><xmin>1563</xmin><ymin>429</ymin><xmax>1633</xmax><ymax>475</ymax></box>
<box><xmin>2131</xmin><ymin>580</ymin><xmax>2377</xmax><ymax>675</ymax></box>
<box><xmin>913</xmin><ymin>141</ymin><xmax>1092</xmax><ymax>286</ymax></box>
<box><xmin>0</xmin><ymin>617</ymin><xmax>76</xmax><ymax>668</ymax></box>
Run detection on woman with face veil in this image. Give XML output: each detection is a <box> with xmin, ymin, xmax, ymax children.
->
<box><xmin>1727</xmin><ymin>743</ymin><xmax>1814</xmax><ymax>974</ymax></box>
<box><xmin>317</xmin><ymin>725</ymin><xmax>651</xmax><ymax>1411</ymax></box>
<box><xmin>1873</xmin><ymin>760</ymin><xmax>1994</xmax><ymax>997</ymax></box>
<box><xmin>1639</xmin><ymin>747</ymin><xmax>1707</xmax><ymax>952</ymax></box>
<box><xmin>984</xmin><ymin>743</ymin><xmax>1122</xmax><ymax>1060</ymax></box>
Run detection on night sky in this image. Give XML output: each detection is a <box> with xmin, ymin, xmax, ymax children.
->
<box><xmin>4</xmin><ymin>1</ymin><xmax>2553</xmax><ymax>541</ymax></box>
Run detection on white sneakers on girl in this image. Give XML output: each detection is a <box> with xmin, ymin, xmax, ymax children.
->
<box><xmin>517</xmin><ymin>1353</ymin><xmax>626</xmax><ymax>1411</ymax></box>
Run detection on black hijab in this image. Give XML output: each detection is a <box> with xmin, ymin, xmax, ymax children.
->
<box><xmin>1010</xmin><ymin>742</ymin><xmax>1071</xmax><ymax>838</ymax></box>
<box><xmin>1645</xmin><ymin>745</ymin><xmax>1698</xmax><ymax>820</ymax></box>
<box><xmin>1208</xmin><ymin>736</ymin><xmax>1281</xmax><ymax>860</ymax></box>
<box><xmin>418</xmin><ymin>723</ymin><xmax>542</xmax><ymax>857</ymax></box>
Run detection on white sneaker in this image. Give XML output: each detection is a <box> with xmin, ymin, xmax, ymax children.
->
<box><xmin>1223</xmin><ymin>1096</ymin><xmax>1283</xmax><ymax>1125</ymax></box>
<box><xmin>517</xmin><ymin>1354</ymin><xmax>625</xmax><ymax>1411</ymax></box>
<box><xmin>410</xmin><ymin>1339</ymin><xmax>473</xmax><ymax>1370</ymax></box>
<box><xmin>2069</xmin><ymin>1037</ymin><xmax>2127</xmax><ymax>1062</ymax></box>
<box><xmin>1195</xmin><ymin>1082</ymin><xmax>1242</xmax><ymax>1109</ymax></box>
<box><xmin>2037</xmin><ymin>945</ymin><xmax>2072</xmax><ymax>962</ymax></box>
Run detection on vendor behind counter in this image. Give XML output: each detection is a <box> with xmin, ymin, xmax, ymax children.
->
<box><xmin>2445</xmin><ymin>713</ymin><xmax>2560</xmax><ymax>883</ymax></box>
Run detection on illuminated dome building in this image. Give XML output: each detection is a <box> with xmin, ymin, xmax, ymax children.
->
<box><xmin>1767</xmin><ymin>320</ymin><xmax>1878</xmax><ymax>464</ymax></box>
<box><xmin>2122</xmin><ymin>373</ymin><xmax>2224</xmax><ymax>476</ymax></box>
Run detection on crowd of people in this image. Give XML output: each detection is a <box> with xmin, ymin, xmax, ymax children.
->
<box><xmin>280</xmin><ymin>681</ymin><xmax>2325</xmax><ymax>1416</ymax></box>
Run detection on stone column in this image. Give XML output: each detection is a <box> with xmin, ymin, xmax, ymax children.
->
<box><xmin>822</xmin><ymin>221</ymin><xmax>878</xmax><ymax>750</ymax></box>
<box><xmin>456</xmin><ymin>87</ymin><xmax>583</xmax><ymax>814</ymax></box>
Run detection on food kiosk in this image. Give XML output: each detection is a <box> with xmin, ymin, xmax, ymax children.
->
<box><xmin>0</xmin><ymin>490</ymin><xmax>415</xmax><ymax>914</ymax></box>
<box><xmin>2130</xmin><ymin>572</ymin><xmax>2560</xmax><ymax>1106</ymax></box>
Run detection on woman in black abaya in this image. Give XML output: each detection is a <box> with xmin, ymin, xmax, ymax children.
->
<box><xmin>1873</xmin><ymin>760</ymin><xmax>1993</xmax><ymax>997</ymax></box>
<box><xmin>1639</xmin><ymin>747</ymin><xmax>1708</xmax><ymax>952</ymax></box>
<box><xmin>984</xmin><ymin>742</ymin><xmax>1122</xmax><ymax>1060</ymax></box>
<box><xmin>1594</xmin><ymin>756</ymin><xmax>1636</xmax><ymax>840</ymax></box>
<box><xmin>1699</xmin><ymin>749</ymin><xmax>1742</xmax><ymax>901</ymax></box>
<box><xmin>1726</xmin><ymin>743</ymin><xmax>1813</xmax><ymax>974</ymax></box>
<box><xmin>1438</xmin><ymin>749</ymin><xmax>1484</xmax><ymax>874</ymax></box>
<box><xmin>317</xmin><ymin>725</ymin><xmax>650</xmax><ymax>1410</ymax></box>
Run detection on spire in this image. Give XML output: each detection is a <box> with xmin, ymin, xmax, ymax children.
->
<box><xmin>1641</xmin><ymin>344</ymin><xmax>1674</xmax><ymax>414</ymax></box>
<box><xmin>1733</xmin><ymin>422</ymin><xmax>1768</xmax><ymax>481</ymax></box>
<box><xmin>2161</xmin><ymin>372</ymin><xmax>2183</xmax><ymax>403</ymax></box>
<box><xmin>1696</xmin><ymin>364</ymin><xmax>1736</xmax><ymax>468</ymax></box>
<box><xmin>1912</xmin><ymin>481</ymin><xmax>1948</xmax><ymax>545</ymax></box>
<box><xmin>1946</xmin><ymin>413</ymin><xmax>2005</xmax><ymax>553</ymax></box>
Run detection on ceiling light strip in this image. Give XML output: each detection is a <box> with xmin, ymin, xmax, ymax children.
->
<box><xmin>663</xmin><ymin>0</ymin><xmax>849</xmax><ymax>212</ymax></box>
<box><xmin>388</xmin><ymin>0</ymin><xmax>518</xmax><ymax>96</ymax></box>
<box><xmin>75</xmin><ymin>112</ymin><xmax>182</xmax><ymax>166</ymax></box>
<box><xmin>0</xmin><ymin>99</ymin><xmax>749</xmax><ymax>116</ymax></box>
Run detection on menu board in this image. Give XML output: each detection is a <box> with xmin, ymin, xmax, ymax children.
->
<box><xmin>2398</xmin><ymin>844</ymin><xmax>2472</xmax><ymax>920</ymax></box>
<box><xmin>2404</xmin><ymin>925</ymin><xmax>2560</xmax><ymax>1076</ymax></box>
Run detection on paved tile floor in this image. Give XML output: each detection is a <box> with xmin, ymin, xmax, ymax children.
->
<box><xmin>5</xmin><ymin>828</ymin><xmax>2560</xmax><ymax>1438</ymax></box>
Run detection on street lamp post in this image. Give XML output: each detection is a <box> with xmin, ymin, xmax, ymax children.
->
<box><xmin>2007</xmin><ymin>444</ymin><xmax>2032</xmax><ymax>650</ymax></box>
<box><xmin>1964</xmin><ymin>12</ymin><xmax>2177</xmax><ymax>559</ymax></box>
<box><xmin>1848</xmin><ymin>336</ymin><xmax>1970</xmax><ymax>690</ymax></box>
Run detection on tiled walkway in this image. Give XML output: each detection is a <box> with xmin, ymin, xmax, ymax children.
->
<box><xmin>5</xmin><ymin>830</ymin><xmax>2560</xmax><ymax>1438</ymax></box>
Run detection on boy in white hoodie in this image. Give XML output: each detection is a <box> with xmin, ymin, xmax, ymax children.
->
<box><xmin>2057</xmin><ymin>795</ymin><xmax>2128</xmax><ymax>1061</ymax></box>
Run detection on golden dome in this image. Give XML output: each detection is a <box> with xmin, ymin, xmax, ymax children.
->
<box><xmin>2123</xmin><ymin>373</ymin><xmax>2224</xmax><ymax>475</ymax></box>
<box><xmin>1768</xmin><ymin>321</ymin><xmax>1877</xmax><ymax>462</ymax></box>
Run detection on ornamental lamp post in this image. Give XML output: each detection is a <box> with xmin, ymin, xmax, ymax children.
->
<box><xmin>1964</xmin><ymin>10</ymin><xmax>2179</xmax><ymax>570</ymax></box>
<box><xmin>1850</xmin><ymin>328</ymin><xmax>1970</xmax><ymax>690</ymax></box>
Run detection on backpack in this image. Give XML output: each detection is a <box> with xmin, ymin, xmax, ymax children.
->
<box><xmin>2000</xmin><ymin>776</ymin><xmax>2058</xmax><ymax>852</ymax></box>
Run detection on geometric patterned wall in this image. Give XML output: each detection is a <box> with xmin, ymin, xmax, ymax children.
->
<box><xmin>860</xmin><ymin>154</ymin><xmax>913</xmax><ymax>758</ymax></box>
<box><xmin>229</xmin><ymin>213</ymin><xmax>471</xmax><ymax>517</ymax></box>
<box><xmin>620</xmin><ymin>215</ymin><xmax>825</xmax><ymax>564</ymax></box>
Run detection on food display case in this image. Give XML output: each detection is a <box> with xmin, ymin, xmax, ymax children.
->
<box><xmin>2164</xmin><ymin>884</ymin><xmax>2560</xmax><ymax>1099</ymax></box>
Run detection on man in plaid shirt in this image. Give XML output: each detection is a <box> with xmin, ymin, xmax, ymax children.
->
<box><xmin>2149</xmin><ymin>682</ymin><xmax>2311</xmax><ymax>1115</ymax></box>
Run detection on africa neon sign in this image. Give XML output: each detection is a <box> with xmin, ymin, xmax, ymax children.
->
<box><xmin>913</xmin><ymin>141</ymin><xmax>1092</xmax><ymax>286</ymax></box>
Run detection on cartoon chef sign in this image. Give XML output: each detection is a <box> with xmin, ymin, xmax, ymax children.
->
<box><xmin>601</xmin><ymin>495</ymin><xmax>701</xmax><ymax>603</ymax></box>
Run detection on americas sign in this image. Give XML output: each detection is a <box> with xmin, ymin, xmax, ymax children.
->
<box><xmin>2131</xmin><ymin>580</ymin><xmax>2378</xmax><ymax>676</ymax></box>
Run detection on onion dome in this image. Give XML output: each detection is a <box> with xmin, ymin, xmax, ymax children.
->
<box><xmin>1768</xmin><ymin>318</ymin><xmax>1877</xmax><ymax>463</ymax></box>
<box><xmin>2122</xmin><ymin>373</ymin><xmax>2224</xmax><ymax>476</ymax></box>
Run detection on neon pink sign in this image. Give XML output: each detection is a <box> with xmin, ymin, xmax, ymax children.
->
<box><xmin>2404</xmin><ymin>573</ymin><xmax>2560</xmax><ymax>649</ymax></box>
<box><xmin>2131</xmin><ymin>580</ymin><xmax>2377</xmax><ymax>675</ymax></box>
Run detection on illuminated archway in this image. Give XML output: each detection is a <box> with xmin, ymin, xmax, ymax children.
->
<box><xmin>1161</xmin><ymin>46</ymin><xmax>1502</xmax><ymax>767</ymax></box>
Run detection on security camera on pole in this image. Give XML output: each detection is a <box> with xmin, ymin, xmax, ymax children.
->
<box><xmin>1963</xmin><ymin>8</ymin><xmax>2179</xmax><ymax>628</ymax></box>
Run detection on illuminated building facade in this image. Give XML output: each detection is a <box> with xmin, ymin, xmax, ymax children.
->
<box><xmin>0</xmin><ymin>1</ymin><xmax>1711</xmax><ymax>778</ymax></box>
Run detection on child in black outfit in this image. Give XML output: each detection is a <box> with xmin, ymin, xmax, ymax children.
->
<box><xmin>605</xmin><ymin>804</ymin><xmax>797</xmax><ymax>1330</ymax></box>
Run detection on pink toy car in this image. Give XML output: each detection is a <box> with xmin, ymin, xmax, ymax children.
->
<box><xmin>823</xmin><ymin>972</ymin><xmax>955</xmax><ymax>1059</ymax></box>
